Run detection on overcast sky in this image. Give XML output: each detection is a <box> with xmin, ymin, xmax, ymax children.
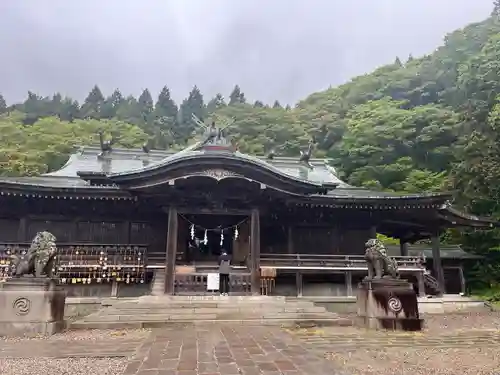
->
<box><xmin>0</xmin><ymin>0</ymin><xmax>493</xmax><ymax>106</ymax></box>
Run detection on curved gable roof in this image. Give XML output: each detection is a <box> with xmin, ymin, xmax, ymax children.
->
<box><xmin>107</xmin><ymin>150</ymin><xmax>331</xmax><ymax>195</ymax></box>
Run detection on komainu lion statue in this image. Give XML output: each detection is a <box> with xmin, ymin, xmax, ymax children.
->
<box><xmin>364</xmin><ymin>238</ymin><xmax>399</xmax><ymax>280</ymax></box>
<box><xmin>11</xmin><ymin>231</ymin><xmax>57</xmax><ymax>278</ymax></box>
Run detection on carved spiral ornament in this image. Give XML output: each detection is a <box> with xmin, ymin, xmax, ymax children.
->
<box><xmin>387</xmin><ymin>296</ymin><xmax>403</xmax><ymax>313</ymax></box>
<box><xmin>12</xmin><ymin>297</ymin><xmax>31</xmax><ymax>316</ymax></box>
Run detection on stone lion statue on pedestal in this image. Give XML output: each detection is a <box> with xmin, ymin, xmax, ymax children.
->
<box><xmin>364</xmin><ymin>238</ymin><xmax>399</xmax><ymax>280</ymax></box>
<box><xmin>11</xmin><ymin>231</ymin><xmax>57</xmax><ymax>278</ymax></box>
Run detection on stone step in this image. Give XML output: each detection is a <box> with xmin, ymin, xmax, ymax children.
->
<box><xmin>150</xmin><ymin>270</ymin><xmax>166</xmax><ymax>297</ymax></box>
<box><xmin>117</xmin><ymin>301</ymin><xmax>317</xmax><ymax>308</ymax></box>
<box><xmin>83</xmin><ymin>313</ymin><xmax>219</xmax><ymax>321</ymax></box>
<box><xmin>84</xmin><ymin>310</ymin><xmax>333</xmax><ymax>322</ymax></box>
<box><xmin>70</xmin><ymin>317</ymin><xmax>353</xmax><ymax>330</ymax></box>
<box><xmin>102</xmin><ymin>306</ymin><xmax>326</xmax><ymax>314</ymax></box>
<box><xmin>139</xmin><ymin>295</ymin><xmax>288</xmax><ymax>302</ymax></box>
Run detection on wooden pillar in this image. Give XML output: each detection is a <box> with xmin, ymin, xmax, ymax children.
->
<box><xmin>431</xmin><ymin>233</ymin><xmax>445</xmax><ymax>295</ymax></box>
<box><xmin>369</xmin><ymin>226</ymin><xmax>377</xmax><ymax>238</ymax></box>
<box><xmin>250</xmin><ymin>208</ymin><xmax>261</xmax><ymax>296</ymax></box>
<box><xmin>345</xmin><ymin>271</ymin><xmax>353</xmax><ymax>297</ymax></box>
<box><xmin>121</xmin><ymin>221</ymin><xmax>131</xmax><ymax>243</ymax></box>
<box><xmin>400</xmin><ymin>240</ymin><xmax>409</xmax><ymax>256</ymax></box>
<box><xmin>17</xmin><ymin>217</ymin><xmax>27</xmax><ymax>242</ymax></box>
<box><xmin>417</xmin><ymin>271</ymin><xmax>426</xmax><ymax>297</ymax></box>
<box><xmin>296</xmin><ymin>271</ymin><xmax>303</xmax><ymax>297</ymax></box>
<box><xmin>458</xmin><ymin>265</ymin><xmax>466</xmax><ymax>295</ymax></box>
<box><xmin>111</xmin><ymin>280</ymin><xmax>119</xmax><ymax>297</ymax></box>
<box><xmin>164</xmin><ymin>207</ymin><xmax>178</xmax><ymax>295</ymax></box>
<box><xmin>287</xmin><ymin>226</ymin><xmax>294</xmax><ymax>254</ymax></box>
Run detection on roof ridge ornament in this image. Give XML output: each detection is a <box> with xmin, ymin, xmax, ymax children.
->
<box><xmin>299</xmin><ymin>138</ymin><xmax>315</xmax><ymax>169</ymax></box>
<box><xmin>191</xmin><ymin>114</ymin><xmax>236</xmax><ymax>152</ymax></box>
<box><xmin>97</xmin><ymin>130</ymin><xmax>117</xmax><ymax>159</ymax></box>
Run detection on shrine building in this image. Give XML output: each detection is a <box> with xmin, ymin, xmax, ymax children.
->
<box><xmin>0</xmin><ymin>124</ymin><xmax>495</xmax><ymax>298</ymax></box>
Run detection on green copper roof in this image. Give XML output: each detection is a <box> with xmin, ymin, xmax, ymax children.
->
<box><xmin>44</xmin><ymin>145</ymin><xmax>350</xmax><ymax>187</ymax></box>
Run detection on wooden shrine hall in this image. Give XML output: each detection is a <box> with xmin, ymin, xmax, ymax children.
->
<box><xmin>0</xmin><ymin>120</ymin><xmax>496</xmax><ymax>297</ymax></box>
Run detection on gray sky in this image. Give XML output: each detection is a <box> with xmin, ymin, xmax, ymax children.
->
<box><xmin>0</xmin><ymin>0</ymin><xmax>493</xmax><ymax>106</ymax></box>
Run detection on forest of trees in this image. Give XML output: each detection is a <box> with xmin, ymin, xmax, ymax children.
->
<box><xmin>3</xmin><ymin>5</ymin><xmax>500</xmax><ymax>295</ymax></box>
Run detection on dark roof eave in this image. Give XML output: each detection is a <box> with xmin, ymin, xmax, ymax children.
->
<box><xmin>0</xmin><ymin>182</ymin><xmax>131</xmax><ymax>198</ymax></box>
<box><xmin>438</xmin><ymin>206</ymin><xmax>499</xmax><ymax>228</ymax></box>
<box><xmin>288</xmin><ymin>192</ymin><xmax>452</xmax><ymax>205</ymax></box>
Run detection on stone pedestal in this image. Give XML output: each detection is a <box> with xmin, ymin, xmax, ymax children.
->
<box><xmin>356</xmin><ymin>277</ymin><xmax>423</xmax><ymax>331</ymax></box>
<box><xmin>0</xmin><ymin>277</ymin><xmax>66</xmax><ymax>336</ymax></box>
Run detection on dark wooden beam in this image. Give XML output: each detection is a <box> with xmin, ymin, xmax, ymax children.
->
<box><xmin>164</xmin><ymin>207</ymin><xmax>178</xmax><ymax>295</ymax></box>
<box><xmin>345</xmin><ymin>271</ymin><xmax>353</xmax><ymax>297</ymax></box>
<box><xmin>431</xmin><ymin>233</ymin><xmax>445</xmax><ymax>295</ymax></box>
<box><xmin>296</xmin><ymin>271</ymin><xmax>303</xmax><ymax>297</ymax></box>
<box><xmin>400</xmin><ymin>240</ymin><xmax>409</xmax><ymax>256</ymax></box>
<box><xmin>287</xmin><ymin>226</ymin><xmax>294</xmax><ymax>254</ymax></box>
<box><xmin>17</xmin><ymin>217</ymin><xmax>27</xmax><ymax>242</ymax></box>
<box><xmin>250</xmin><ymin>208</ymin><xmax>261</xmax><ymax>295</ymax></box>
<box><xmin>175</xmin><ymin>207</ymin><xmax>253</xmax><ymax>216</ymax></box>
<box><xmin>458</xmin><ymin>265</ymin><xmax>466</xmax><ymax>295</ymax></box>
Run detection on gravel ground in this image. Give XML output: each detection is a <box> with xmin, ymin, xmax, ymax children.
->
<box><xmin>325</xmin><ymin>347</ymin><xmax>499</xmax><ymax>375</ymax></box>
<box><xmin>1</xmin><ymin>328</ymin><xmax>151</xmax><ymax>343</ymax></box>
<box><xmin>322</xmin><ymin>313</ymin><xmax>500</xmax><ymax>375</ymax></box>
<box><xmin>0</xmin><ymin>329</ymin><xmax>150</xmax><ymax>375</ymax></box>
<box><xmin>0</xmin><ymin>358</ymin><xmax>128</xmax><ymax>375</ymax></box>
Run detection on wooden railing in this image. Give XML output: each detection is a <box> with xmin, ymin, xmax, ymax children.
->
<box><xmin>0</xmin><ymin>243</ymin><xmax>148</xmax><ymax>284</ymax></box>
<box><xmin>260</xmin><ymin>253</ymin><xmax>425</xmax><ymax>270</ymax></box>
<box><xmin>174</xmin><ymin>273</ymin><xmax>251</xmax><ymax>295</ymax></box>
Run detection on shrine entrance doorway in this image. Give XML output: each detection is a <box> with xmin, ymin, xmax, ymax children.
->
<box><xmin>176</xmin><ymin>213</ymin><xmax>250</xmax><ymax>267</ymax></box>
<box><xmin>168</xmin><ymin>211</ymin><xmax>254</xmax><ymax>295</ymax></box>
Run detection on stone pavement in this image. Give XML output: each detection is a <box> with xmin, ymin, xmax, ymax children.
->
<box><xmin>123</xmin><ymin>325</ymin><xmax>338</xmax><ymax>375</ymax></box>
<box><xmin>4</xmin><ymin>324</ymin><xmax>500</xmax><ymax>375</ymax></box>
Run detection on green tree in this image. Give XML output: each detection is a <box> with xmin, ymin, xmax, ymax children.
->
<box><xmin>115</xmin><ymin>96</ymin><xmax>142</xmax><ymax>126</ymax></box>
<box><xmin>58</xmin><ymin>98</ymin><xmax>80</xmax><ymax>122</ymax></box>
<box><xmin>229</xmin><ymin>85</ymin><xmax>246</xmax><ymax>105</ymax></box>
<box><xmin>137</xmin><ymin>88</ymin><xmax>154</xmax><ymax>124</ymax></box>
<box><xmin>0</xmin><ymin>112</ymin><xmax>147</xmax><ymax>176</ymax></box>
<box><xmin>80</xmin><ymin>85</ymin><xmax>105</xmax><ymax>119</ymax></box>
<box><xmin>206</xmin><ymin>93</ymin><xmax>226</xmax><ymax>113</ymax></box>
<box><xmin>100</xmin><ymin>89</ymin><xmax>124</xmax><ymax>119</ymax></box>
<box><xmin>272</xmin><ymin>100</ymin><xmax>282</xmax><ymax>109</ymax></box>
<box><xmin>154</xmin><ymin>86</ymin><xmax>178</xmax><ymax>121</ymax></box>
<box><xmin>178</xmin><ymin>86</ymin><xmax>205</xmax><ymax>143</ymax></box>
<box><xmin>0</xmin><ymin>94</ymin><xmax>6</xmax><ymax>114</ymax></box>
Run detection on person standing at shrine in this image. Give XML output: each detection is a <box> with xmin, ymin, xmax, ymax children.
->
<box><xmin>218</xmin><ymin>250</ymin><xmax>231</xmax><ymax>296</ymax></box>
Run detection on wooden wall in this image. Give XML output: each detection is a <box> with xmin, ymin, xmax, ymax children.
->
<box><xmin>260</xmin><ymin>224</ymin><xmax>371</xmax><ymax>255</ymax></box>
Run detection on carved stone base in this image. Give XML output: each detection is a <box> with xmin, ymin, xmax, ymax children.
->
<box><xmin>0</xmin><ymin>277</ymin><xmax>66</xmax><ymax>337</ymax></box>
<box><xmin>356</xmin><ymin>277</ymin><xmax>424</xmax><ymax>331</ymax></box>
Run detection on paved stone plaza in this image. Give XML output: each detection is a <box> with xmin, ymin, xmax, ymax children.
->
<box><xmin>1</xmin><ymin>313</ymin><xmax>500</xmax><ymax>375</ymax></box>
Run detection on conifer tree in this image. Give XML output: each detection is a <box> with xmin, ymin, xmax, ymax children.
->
<box><xmin>229</xmin><ymin>85</ymin><xmax>246</xmax><ymax>105</ymax></box>
<box><xmin>178</xmin><ymin>86</ymin><xmax>205</xmax><ymax>142</ymax></box>
<box><xmin>101</xmin><ymin>89</ymin><xmax>124</xmax><ymax>119</ymax></box>
<box><xmin>138</xmin><ymin>88</ymin><xmax>154</xmax><ymax>122</ymax></box>
<box><xmin>0</xmin><ymin>94</ymin><xmax>6</xmax><ymax>114</ymax></box>
<box><xmin>206</xmin><ymin>93</ymin><xmax>226</xmax><ymax>113</ymax></box>
<box><xmin>155</xmin><ymin>86</ymin><xmax>178</xmax><ymax>121</ymax></box>
<box><xmin>272</xmin><ymin>100</ymin><xmax>282</xmax><ymax>109</ymax></box>
<box><xmin>81</xmin><ymin>85</ymin><xmax>105</xmax><ymax>119</ymax></box>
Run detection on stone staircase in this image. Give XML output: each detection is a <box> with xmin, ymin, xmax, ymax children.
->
<box><xmin>150</xmin><ymin>269</ymin><xmax>166</xmax><ymax>296</ymax></box>
<box><xmin>70</xmin><ymin>296</ymin><xmax>353</xmax><ymax>330</ymax></box>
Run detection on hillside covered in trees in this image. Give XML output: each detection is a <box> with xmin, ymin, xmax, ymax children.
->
<box><xmin>2</xmin><ymin>4</ymin><xmax>500</xmax><ymax>290</ymax></box>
